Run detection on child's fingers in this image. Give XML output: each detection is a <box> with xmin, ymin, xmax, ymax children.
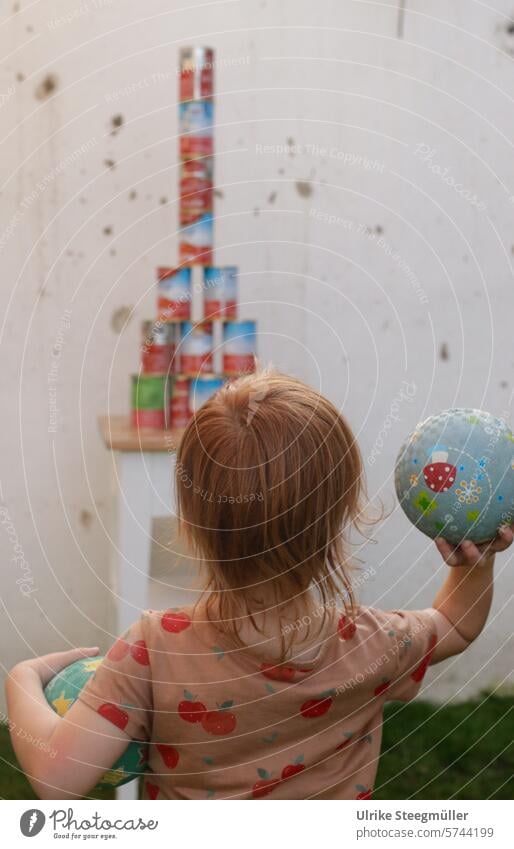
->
<box><xmin>461</xmin><ymin>539</ymin><xmax>494</xmax><ymax>566</ymax></box>
<box><xmin>435</xmin><ymin>537</ymin><xmax>461</xmax><ymax>566</ymax></box>
<box><xmin>496</xmin><ymin>525</ymin><xmax>514</xmax><ymax>548</ymax></box>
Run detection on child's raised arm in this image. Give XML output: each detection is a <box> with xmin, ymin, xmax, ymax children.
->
<box><xmin>428</xmin><ymin>524</ymin><xmax>513</xmax><ymax>664</ymax></box>
<box><xmin>6</xmin><ymin>648</ymin><xmax>135</xmax><ymax>799</ymax></box>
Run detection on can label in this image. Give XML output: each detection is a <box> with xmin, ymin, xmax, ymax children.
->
<box><xmin>179</xmin><ymin>101</ymin><xmax>213</xmax><ymax>159</ymax></box>
<box><xmin>131</xmin><ymin>374</ymin><xmax>168</xmax><ymax>409</ymax></box>
<box><xmin>179</xmin><ymin>47</ymin><xmax>214</xmax><ymax>102</ymax></box>
<box><xmin>189</xmin><ymin>376</ymin><xmax>224</xmax><ymax>414</ymax></box>
<box><xmin>179</xmin><ymin>214</ymin><xmax>213</xmax><ymax>266</ymax></box>
<box><xmin>170</xmin><ymin>377</ymin><xmax>191</xmax><ymax>428</ymax></box>
<box><xmin>141</xmin><ymin>343</ymin><xmax>175</xmax><ymax>374</ymax></box>
<box><xmin>157</xmin><ymin>267</ymin><xmax>191</xmax><ymax>320</ymax></box>
<box><xmin>180</xmin><ymin>322</ymin><xmax>213</xmax><ymax>375</ymax></box>
<box><xmin>204</xmin><ymin>266</ymin><xmax>237</xmax><ymax>319</ymax></box>
<box><xmin>180</xmin><ymin>160</ymin><xmax>213</xmax><ymax>225</ymax></box>
<box><xmin>132</xmin><ymin>408</ymin><xmax>166</xmax><ymax>429</ymax></box>
<box><xmin>141</xmin><ymin>321</ymin><xmax>177</xmax><ymax>373</ymax></box>
<box><xmin>222</xmin><ymin>321</ymin><xmax>256</xmax><ymax>374</ymax></box>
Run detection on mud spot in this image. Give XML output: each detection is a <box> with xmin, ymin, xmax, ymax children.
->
<box><xmin>35</xmin><ymin>74</ymin><xmax>58</xmax><ymax>100</ymax></box>
<box><xmin>375</xmin><ymin>225</ymin><xmax>383</xmax><ymax>235</ymax></box>
<box><xmin>497</xmin><ymin>20</ymin><xmax>514</xmax><ymax>54</ymax></box>
<box><xmin>268</xmin><ymin>191</ymin><xmax>277</xmax><ymax>204</ymax></box>
<box><xmin>103</xmin><ymin>226</ymin><xmax>113</xmax><ymax>236</ymax></box>
<box><xmin>159</xmin><ymin>196</ymin><xmax>167</xmax><ymax>205</ymax></box>
<box><xmin>110</xmin><ymin>248</ymin><xmax>116</xmax><ymax>256</ymax></box>
<box><xmin>16</xmin><ymin>71</ymin><xmax>24</xmax><ymax>82</ymax></box>
<box><xmin>439</xmin><ymin>342</ymin><xmax>449</xmax><ymax>361</ymax></box>
<box><xmin>295</xmin><ymin>180</ymin><xmax>313</xmax><ymax>198</ymax></box>
<box><xmin>104</xmin><ymin>159</ymin><xmax>115</xmax><ymax>169</ymax></box>
<box><xmin>79</xmin><ymin>509</ymin><xmax>93</xmax><ymax>529</ymax></box>
<box><xmin>287</xmin><ymin>137</ymin><xmax>295</xmax><ymax>155</ymax></box>
<box><xmin>214</xmin><ymin>189</ymin><xmax>224</xmax><ymax>199</ymax></box>
<box><xmin>111</xmin><ymin>114</ymin><xmax>124</xmax><ymax>135</ymax></box>
<box><xmin>397</xmin><ymin>1</ymin><xmax>406</xmax><ymax>38</ymax></box>
<box><xmin>500</xmin><ymin>380</ymin><xmax>508</xmax><ymax>389</ymax></box>
<box><xmin>111</xmin><ymin>305</ymin><xmax>133</xmax><ymax>333</ymax></box>
<box><xmin>129</xmin><ymin>190</ymin><xmax>137</xmax><ymax>200</ymax></box>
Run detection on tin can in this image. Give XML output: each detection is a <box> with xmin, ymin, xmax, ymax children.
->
<box><xmin>180</xmin><ymin>159</ymin><xmax>213</xmax><ymax>226</ymax></box>
<box><xmin>179</xmin><ymin>47</ymin><xmax>214</xmax><ymax>102</ymax></box>
<box><xmin>223</xmin><ymin>320</ymin><xmax>257</xmax><ymax>375</ymax></box>
<box><xmin>157</xmin><ymin>267</ymin><xmax>191</xmax><ymax>321</ymax></box>
<box><xmin>169</xmin><ymin>376</ymin><xmax>191</xmax><ymax>428</ymax></box>
<box><xmin>204</xmin><ymin>266</ymin><xmax>237</xmax><ymax>319</ymax></box>
<box><xmin>140</xmin><ymin>321</ymin><xmax>178</xmax><ymax>374</ymax></box>
<box><xmin>131</xmin><ymin>374</ymin><xmax>169</xmax><ymax>429</ymax></box>
<box><xmin>179</xmin><ymin>321</ymin><xmax>213</xmax><ymax>375</ymax></box>
<box><xmin>189</xmin><ymin>375</ymin><xmax>225</xmax><ymax>415</ymax></box>
<box><xmin>179</xmin><ymin>214</ymin><xmax>214</xmax><ymax>266</ymax></box>
<box><xmin>179</xmin><ymin>100</ymin><xmax>213</xmax><ymax>160</ymax></box>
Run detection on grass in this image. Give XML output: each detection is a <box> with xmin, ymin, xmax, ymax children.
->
<box><xmin>1</xmin><ymin>693</ymin><xmax>512</xmax><ymax>799</ymax></box>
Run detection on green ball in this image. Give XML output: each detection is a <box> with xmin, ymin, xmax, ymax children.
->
<box><xmin>44</xmin><ymin>657</ymin><xmax>148</xmax><ymax>788</ymax></box>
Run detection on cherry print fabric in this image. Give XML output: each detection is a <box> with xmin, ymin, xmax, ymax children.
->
<box><xmin>78</xmin><ymin>605</ymin><xmax>437</xmax><ymax>800</ymax></box>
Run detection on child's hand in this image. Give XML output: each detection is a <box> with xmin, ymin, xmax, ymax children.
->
<box><xmin>20</xmin><ymin>647</ymin><xmax>100</xmax><ymax>688</ymax></box>
<box><xmin>435</xmin><ymin>523</ymin><xmax>514</xmax><ymax>568</ymax></box>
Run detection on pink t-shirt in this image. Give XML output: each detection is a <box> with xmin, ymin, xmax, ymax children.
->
<box><xmin>79</xmin><ymin>604</ymin><xmax>437</xmax><ymax>800</ymax></box>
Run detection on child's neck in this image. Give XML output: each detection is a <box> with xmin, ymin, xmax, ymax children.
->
<box><xmin>230</xmin><ymin>588</ymin><xmax>333</xmax><ymax>662</ymax></box>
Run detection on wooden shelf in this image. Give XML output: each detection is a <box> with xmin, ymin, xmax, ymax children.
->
<box><xmin>98</xmin><ymin>415</ymin><xmax>185</xmax><ymax>453</ymax></box>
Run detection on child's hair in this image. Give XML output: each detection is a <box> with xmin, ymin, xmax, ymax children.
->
<box><xmin>176</xmin><ymin>368</ymin><xmax>366</xmax><ymax>650</ymax></box>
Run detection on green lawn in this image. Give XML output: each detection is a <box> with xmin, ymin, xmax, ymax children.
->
<box><xmin>1</xmin><ymin>692</ymin><xmax>512</xmax><ymax>799</ymax></box>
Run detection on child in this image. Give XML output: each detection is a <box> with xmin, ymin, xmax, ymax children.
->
<box><xmin>6</xmin><ymin>370</ymin><xmax>513</xmax><ymax>800</ymax></box>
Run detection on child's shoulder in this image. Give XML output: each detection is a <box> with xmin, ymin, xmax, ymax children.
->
<box><xmin>141</xmin><ymin>606</ymin><xmax>197</xmax><ymax>636</ymax></box>
<box><xmin>340</xmin><ymin>604</ymin><xmax>436</xmax><ymax>650</ymax></box>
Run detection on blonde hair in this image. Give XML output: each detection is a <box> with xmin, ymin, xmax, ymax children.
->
<box><xmin>176</xmin><ymin>368</ymin><xmax>366</xmax><ymax>652</ymax></box>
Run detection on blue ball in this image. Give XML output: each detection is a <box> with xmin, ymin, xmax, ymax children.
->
<box><xmin>394</xmin><ymin>408</ymin><xmax>514</xmax><ymax>544</ymax></box>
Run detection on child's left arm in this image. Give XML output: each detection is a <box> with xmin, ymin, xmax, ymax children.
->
<box><xmin>6</xmin><ymin>648</ymin><xmax>131</xmax><ymax>799</ymax></box>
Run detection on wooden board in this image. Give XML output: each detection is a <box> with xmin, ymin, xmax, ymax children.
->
<box><xmin>98</xmin><ymin>415</ymin><xmax>185</xmax><ymax>453</ymax></box>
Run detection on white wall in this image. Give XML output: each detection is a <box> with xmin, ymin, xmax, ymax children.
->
<box><xmin>1</xmin><ymin>0</ymin><xmax>514</xmax><ymax>705</ymax></box>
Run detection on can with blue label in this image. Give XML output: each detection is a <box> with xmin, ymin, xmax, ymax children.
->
<box><xmin>179</xmin><ymin>321</ymin><xmax>213</xmax><ymax>375</ymax></box>
<box><xmin>179</xmin><ymin>214</ymin><xmax>214</xmax><ymax>266</ymax></box>
<box><xmin>179</xmin><ymin>100</ymin><xmax>214</xmax><ymax>160</ymax></box>
<box><xmin>157</xmin><ymin>267</ymin><xmax>191</xmax><ymax>321</ymax></box>
<box><xmin>189</xmin><ymin>375</ymin><xmax>225</xmax><ymax>415</ymax></box>
<box><xmin>204</xmin><ymin>266</ymin><xmax>237</xmax><ymax>319</ymax></box>
<box><xmin>222</xmin><ymin>320</ymin><xmax>257</xmax><ymax>375</ymax></box>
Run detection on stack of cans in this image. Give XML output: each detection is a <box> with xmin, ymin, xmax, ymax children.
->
<box><xmin>179</xmin><ymin>47</ymin><xmax>214</xmax><ymax>266</ymax></box>
<box><xmin>131</xmin><ymin>46</ymin><xmax>259</xmax><ymax>432</ymax></box>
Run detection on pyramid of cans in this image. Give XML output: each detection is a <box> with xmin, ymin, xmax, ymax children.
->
<box><xmin>132</xmin><ymin>47</ymin><xmax>257</xmax><ymax>430</ymax></box>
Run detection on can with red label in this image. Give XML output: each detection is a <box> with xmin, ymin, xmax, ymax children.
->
<box><xmin>179</xmin><ymin>321</ymin><xmax>213</xmax><ymax>375</ymax></box>
<box><xmin>179</xmin><ymin>214</ymin><xmax>214</xmax><ymax>266</ymax></box>
<box><xmin>157</xmin><ymin>267</ymin><xmax>191</xmax><ymax>321</ymax></box>
<box><xmin>180</xmin><ymin>159</ymin><xmax>213</xmax><ymax>226</ymax></box>
<box><xmin>179</xmin><ymin>100</ymin><xmax>213</xmax><ymax>160</ymax></box>
<box><xmin>222</xmin><ymin>320</ymin><xmax>257</xmax><ymax>375</ymax></box>
<box><xmin>131</xmin><ymin>374</ymin><xmax>169</xmax><ymax>429</ymax></box>
<box><xmin>179</xmin><ymin>47</ymin><xmax>214</xmax><ymax>102</ymax></box>
<box><xmin>169</xmin><ymin>376</ymin><xmax>191</xmax><ymax>428</ymax></box>
<box><xmin>204</xmin><ymin>267</ymin><xmax>237</xmax><ymax>319</ymax></box>
<box><xmin>189</xmin><ymin>375</ymin><xmax>225</xmax><ymax>415</ymax></box>
<box><xmin>140</xmin><ymin>321</ymin><xmax>178</xmax><ymax>374</ymax></box>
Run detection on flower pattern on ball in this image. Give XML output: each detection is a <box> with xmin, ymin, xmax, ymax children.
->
<box><xmin>455</xmin><ymin>479</ymin><xmax>481</xmax><ymax>504</ymax></box>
